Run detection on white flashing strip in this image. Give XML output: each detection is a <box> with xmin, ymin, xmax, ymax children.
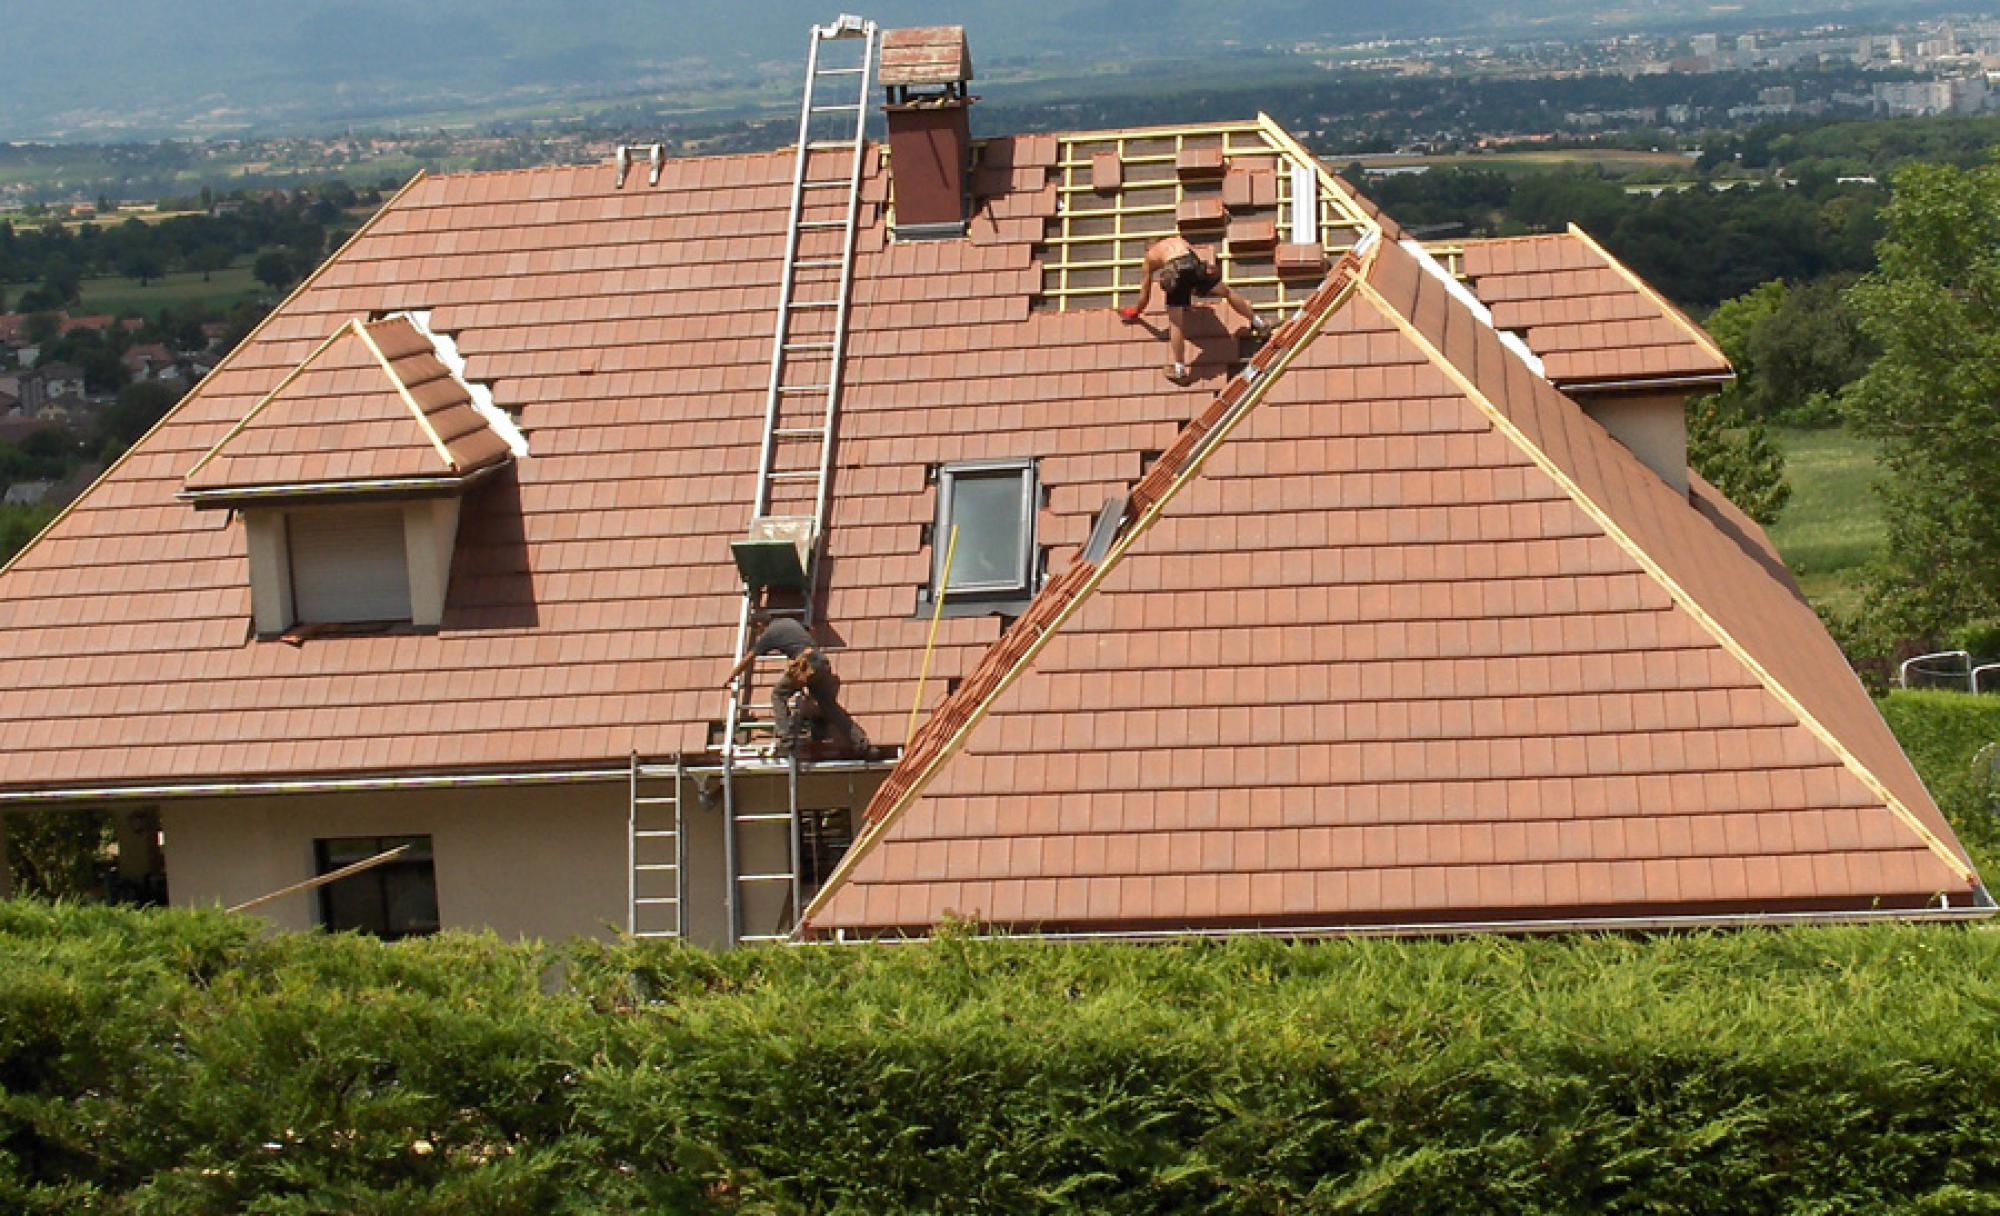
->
<box><xmin>402</xmin><ymin>310</ymin><xmax>531</xmax><ymax>458</ymax></box>
<box><xmin>1400</xmin><ymin>238</ymin><xmax>1547</xmax><ymax>378</ymax></box>
<box><xmin>1288</xmin><ymin>159</ymin><xmax>1318</xmax><ymax>245</ymax></box>
<box><xmin>0</xmin><ymin>766</ymin><xmax>628</xmax><ymax>805</ymax></box>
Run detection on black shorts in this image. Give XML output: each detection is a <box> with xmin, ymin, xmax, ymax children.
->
<box><xmin>1160</xmin><ymin>253</ymin><xmax>1221</xmax><ymax>308</ymax></box>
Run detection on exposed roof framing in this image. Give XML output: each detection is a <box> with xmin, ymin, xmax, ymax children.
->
<box><xmin>1034</xmin><ymin>115</ymin><xmax>1380</xmax><ymax>313</ymax></box>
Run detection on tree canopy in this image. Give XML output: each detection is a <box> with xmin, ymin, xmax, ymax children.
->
<box><xmin>1842</xmin><ymin>156</ymin><xmax>2000</xmax><ymax>646</ymax></box>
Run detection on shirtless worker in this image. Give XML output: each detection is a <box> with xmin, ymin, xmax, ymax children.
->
<box><xmin>722</xmin><ymin>611</ymin><xmax>870</xmax><ymax>755</ymax></box>
<box><xmin>1119</xmin><ymin>235</ymin><xmax>1272</xmax><ymax>384</ymax></box>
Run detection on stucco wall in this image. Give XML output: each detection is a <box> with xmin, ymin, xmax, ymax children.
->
<box><xmin>1577</xmin><ymin>390</ymin><xmax>1691</xmax><ymax>496</ymax></box>
<box><xmin>162</xmin><ymin>782</ymin><xmax>630</xmax><ymax>941</ymax></box>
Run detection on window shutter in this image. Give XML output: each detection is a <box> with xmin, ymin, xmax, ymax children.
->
<box><xmin>289</xmin><ymin>507</ymin><xmax>410</xmax><ymax>624</ymax></box>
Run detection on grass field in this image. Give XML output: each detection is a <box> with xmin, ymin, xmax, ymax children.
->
<box><xmin>74</xmin><ymin>265</ymin><xmax>265</xmax><ymax>319</ymax></box>
<box><xmin>1767</xmin><ymin>425</ymin><xmax>1886</xmax><ymax>618</ymax></box>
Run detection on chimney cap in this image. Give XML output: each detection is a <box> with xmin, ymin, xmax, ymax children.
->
<box><xmin>880</xmin><ymin>26</ymin><xmax>972</xmax><ymax>87</ymax></box>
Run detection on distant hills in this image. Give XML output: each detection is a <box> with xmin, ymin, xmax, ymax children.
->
<box><xmin>0</xmin><ymin>0</ymin><xmax>1960</xmax><ymax>141</ymax></box>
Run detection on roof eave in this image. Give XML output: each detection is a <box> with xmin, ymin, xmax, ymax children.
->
<box><xmin>177</xmin><ymin>459</ymin><xmax>508</xmax><ymax>509</ymax></box>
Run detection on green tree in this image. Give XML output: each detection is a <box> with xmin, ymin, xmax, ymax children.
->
<box><xmin>1687</xmin><ymin>389</ymin><xmax>1790</xmax><ymax>525</ymax></box>
<box><xmin>1843</xmin><ymin>156</ymin><xmax>2000</xmax><ymax>644</ymax></box>
<box><xmin>251</xmin><ymin>249</ymin><xmax>295</xmax><ymax>292</ymax></box>
<box><xmin>1706</xmin><ymin>279</ymin><xmax>1875</xmax><ymax>425</ymax></box>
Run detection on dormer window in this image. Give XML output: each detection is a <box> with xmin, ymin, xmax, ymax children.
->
<box><xmin>177</xmin><ymin>314</ymin><xmax>522</xmax><ymax>637</ymax></box>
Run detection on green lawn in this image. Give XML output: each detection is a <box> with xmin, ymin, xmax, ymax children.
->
<box><xmin>74</xmin><ymin>264</ymin><xmax>266</xmax><ymax>319</ymax></box>
<box><xmin>1767</xmin><ymin>425</ymin><xmax>1886</xmax><ymax>618</ymax></box>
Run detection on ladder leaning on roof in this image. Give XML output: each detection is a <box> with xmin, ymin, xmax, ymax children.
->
<box><xmin>717</xmin><ymin>14</ymin><xmax>879</xmax><ymax>947</ymax></box>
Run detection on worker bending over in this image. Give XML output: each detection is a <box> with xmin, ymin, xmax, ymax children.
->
<box><xmin>1120</xmin><ymin>235</ymin><xmax>1271</xmax><ymax>384</ymax></box>
<box><xmin>724</xmin><ymin>611</ymin><xmax>870</xmax><ymax>756</ymax></box>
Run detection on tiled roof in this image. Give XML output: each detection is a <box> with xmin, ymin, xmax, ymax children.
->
<box><xmin>0</xmin><ymin>115</ymin><xmax>1976</xmax><ymax>930</ymax></box>
<box><xmin>1457</xmin><ymin>227</ymin><xmax>1731</xmax><ymax>387</ymax></box>
<box><xmin>0</xmin><ymin>128</ymin><xmax>1303</xmax><ymax>788</ymax></box>
<box><xmin>183</xmin><ymin>316</ymin><xmax>511</xmax><ymax>495</ymax></box>
<box><xmin>799</xmin><ymin>237</ymin><xmax>1975</xmax><ymax>936</ymax></box>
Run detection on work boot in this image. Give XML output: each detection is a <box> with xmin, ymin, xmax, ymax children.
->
<box><xmin>1250</xmin><ymin>314</ymin><xmax>1273</xmax><ymax>340</ymax></box>
<box><xmin>1164</xmin><ymin>362</ymin><xmax>1192</xmax><ymax>386</ymax></box>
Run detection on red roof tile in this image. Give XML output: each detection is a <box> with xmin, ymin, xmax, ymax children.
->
<box><xmin>1457</xmin><ymin>229</ymin><xmax>1731</xmax><ymax>388</ymax></box>
<box><xmin>182</xmin><ymin>316</ymin><xmax>511</xmax><ymax>494</ymax></box>
<box><xmin>800</xmin><ymin>235</ymin><xmax>1975</xmax><ymax>936</ymax></box>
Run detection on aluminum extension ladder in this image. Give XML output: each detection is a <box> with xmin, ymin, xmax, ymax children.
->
<box><xmin>625</xmin><ymin>753</ymin><xmax>686</xmax><ymax>939</ymax></box>
<box><xmin>718</xmin><ymin>14</ymin><xmax>878</xmax><ymax>947</ymax></box>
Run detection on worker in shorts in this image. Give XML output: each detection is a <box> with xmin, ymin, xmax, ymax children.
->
<box><xmin>1120</xmin><ymin>234</ymin><xmax>1271</xmax><ymax>384</ymax></box>
<box><xmin>723</xmin><ymin>611</ymin><xmax>870</xmax><ymax>755</ymax></box>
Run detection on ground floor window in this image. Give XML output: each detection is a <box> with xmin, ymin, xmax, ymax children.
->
<box><xmin>314</xmin><ymin>835</ymin><xmax>439</xmax><ymax>939</ymax></box>
<box><xmin>799</xmin><ymin>809</ymin><xmax>854</xmax><ymax>897</ymax></box>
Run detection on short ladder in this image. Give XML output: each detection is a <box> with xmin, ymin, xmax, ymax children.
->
<box><xmin>626</xmin><ymin>753</ymin><xmax>686</xmax><ymax>939</ymax></box>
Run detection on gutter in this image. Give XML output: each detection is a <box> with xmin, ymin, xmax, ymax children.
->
<box><xmin>176</xmin><ymin>463</ymin><xmax>505</xmax><ymax>508</ymax></box>
<box><xmin>812</xmin><ymin>896</ymin><xmax>1999</xmax><ymax>945</ymax></box>
<box><xmin>0</xmin><ymin>765</ymin><xmax>630</xmax><ymax>805</ymax></box>
<box><xmin>1562</xmin><ymin>372</ymin><xmax>1735</xmax><ymax>394</ymax></box>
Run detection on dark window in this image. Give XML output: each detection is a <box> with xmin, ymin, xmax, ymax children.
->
<box><xmin>314</xmin><ymin>836</ymin><xmax>439</xmax><ymax>939</ymax></box>
<box><xmin>934</xmin><ymin>460</ymin><xmax>1037</xmax><ymax>598</ymax></box>
<box><xmin>799</xmin><ymin>809</ymin><xmax>854</xmax><ymax>896</ymax></box>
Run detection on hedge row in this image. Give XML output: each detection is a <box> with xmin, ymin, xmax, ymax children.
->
<box><xmin>6</xmin><ymin>901</ymin><xmax>2000</xmax><ymax>1214</ymax></box>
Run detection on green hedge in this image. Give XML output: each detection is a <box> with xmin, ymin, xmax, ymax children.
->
<box><xmin>1884</xmin><ymin>689</ymin><xmax>2000</xmax><ymax>877</ymax></box>
<box><xmin>7</xmin><ymin>902</ymin><xmax>2000</xmax><ymax>1214</ymax></box>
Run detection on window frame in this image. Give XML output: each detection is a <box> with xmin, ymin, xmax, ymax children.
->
<box><xmin>312</xmin><ymin>834</ymin><xmax>439</xmax><ymax>940</ymax></box>
<box><xmin>932</xmin><ymin>459</ymin><xmax>1038</xmax><ymax>600</ymax></box>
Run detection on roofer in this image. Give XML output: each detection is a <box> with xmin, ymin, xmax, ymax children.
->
<box><xmin>723</xmin><ymin>611</ymin><xmax>870</xmax><ymax>756</ymax></box>
<box><xmin>1120</xmin><ymin>235</ymin><xmax>1272</xmax><ymax>385</ymax></box>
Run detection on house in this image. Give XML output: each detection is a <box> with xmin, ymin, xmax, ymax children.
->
<box><xmin>32</xmin><ymin>363</ymin><xmax>84</xmax><ymax>403</ymax></box>
<box><xmin>2</xmin><ymin>481</ymin><xmax>54</xmax><ymax>508</ymax></box>
<box><xmin>122</xmin><ymin>343</ymin><xmax>180</xmax><ymax>382</ymax></box>
<box><xmin>0</xmin><ymin>23</ymin><xmax>1984</xmax><ymax>946</ymax></box>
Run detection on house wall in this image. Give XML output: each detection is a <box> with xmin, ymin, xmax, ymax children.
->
<box><xmin>161</xmin><ymin>782</ymin><xmax>629</xmax><ymax>940</ymax></box>
<box><xmin>1577</xmin><ymin>389</ymin><xmax>1691</xmax><ymax>496</ymax></box>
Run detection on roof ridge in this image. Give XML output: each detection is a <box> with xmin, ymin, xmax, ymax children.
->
<box><xmin>1352</xmin><ymin>266</ymin><xmax>1975</xmax><ymax>888</ymax></box>
<box><xmin>798</xmin><ymin>244</ymin><xmax>1378</xmax><ymax>935</ymax></box>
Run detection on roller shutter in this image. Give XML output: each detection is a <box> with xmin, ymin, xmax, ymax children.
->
<box><xmin>288</xmin><ymin>507</ymin><xmax>410</xmax><ymax>624</ymax></box>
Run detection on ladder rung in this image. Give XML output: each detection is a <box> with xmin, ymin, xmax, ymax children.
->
<box><xmin>816</xmin><ymin>67</ymin><xmax>867</xmax><ymax>76</ymax></box>
<box><xmin>778</xmin><ymin>383</ymin><xmax>832</xmax><ymax>394</ymax></box>
<box><xmin>739</xmin><ymin>873</ymin><xmax>796</xmax><ymax>883</ymax></box>
<box><xmin>790</xmin><ymin>300</ymin><xmax>840</xmax><ymax>310</ymax></box>
<box><xmin>811</xmin><ymin>104</ymin><xmax>862</xmax><ymax>113</ymax></box>
<box><xmin>805</xmin><ymin>142</ymin><xmax>853</xmax><ymax>152</ymax></box>
<box><xmin>634</xmin><ymin>796</ymin><xmax>679</xmax><ymax>806</ymax></box>
<box><xmin>739</xmin><ymin>934</ymin><xmax>792</xmax><ymax>943</ymax></box>
<box><xmin>737</xmin><ymin>813</ymin><xmax>794</xmax><ymax>823</ymax></box>
<box><xmin>783</xmin><ymin>340</ymin><xmax>836</xmax><ymax>351</ymax></box>
<box><xmin>774</xmin><ymin>428</ymin><xmax>825</xmax><ymax>438</ymax></box>
<box><xmin>800</xmin><ymin>181</ymin><xmax>849</xmax><ymax>191</ymax></box>
<box><xmin>636</xmin><ymin>863</ymin><xmax>680</xmax><ymax>872</ymax></box>
<box><xmin>632</xmin><ymin>930</ymin><xmax>682</xmax><ymax>939</ymax></box>
<box><xmin>792</xmin><ymin>258</ymin><xmax>846</xmax><ymax>269</ymax></box>
<box><xmin>767</xmin><ymin>471</ymin><xmax>818</xmax><ymax>481</ymax></box>
<box><xmin>635</xmin><ymin>829</ymin><xmax>680</xmax><ymax>839</ymax></box>
<box><xmin>796</xmin><ymin>218</ymin><xmax>846</xmax><ymax>228</ymax></box>
<box><xmin>635</xmin><ymin>897</ymin><xmax>681</xmax><ymax>906</ymax></box>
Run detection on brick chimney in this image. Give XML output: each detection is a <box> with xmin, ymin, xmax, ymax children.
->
<box><xmin>880</xmin><ymin>26</ymin><xmax>975</xmax><ymax>240</ymax></box>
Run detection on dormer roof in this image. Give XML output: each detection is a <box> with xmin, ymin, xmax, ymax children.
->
<box><xmin>180</xmin><ymin>315</ymin><xmax>511</xmax><ymax>504</ymax></box>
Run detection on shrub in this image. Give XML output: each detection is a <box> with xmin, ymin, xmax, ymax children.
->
<box><xmin>6</xmin><ymin>903</ymin><xmax>2000</xmax><ymax>1213</ymax></box>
